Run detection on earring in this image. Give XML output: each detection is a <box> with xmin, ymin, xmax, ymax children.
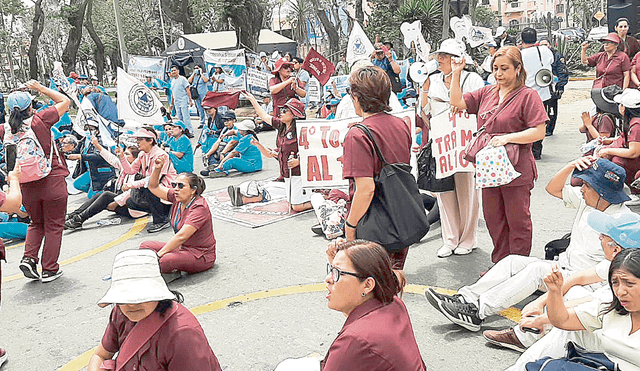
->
<box><xmin>361</xmin><ymin>292</ymin><xmax>366</xmax><ymax>297</ymax></box>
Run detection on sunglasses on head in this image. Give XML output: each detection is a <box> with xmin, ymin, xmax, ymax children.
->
<box><xmin>171</xmin><ymin>182</ymin><xmax>187</xmax><ymax>189</ymax></box>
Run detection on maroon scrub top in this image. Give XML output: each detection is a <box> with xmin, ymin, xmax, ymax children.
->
<box><xmin>167</xmin><ymin>190</ymin><xmax>216</xmax><ymax>263</ymax></box>
<box><xmin>272</xmin><ymin>116</ymin><xmax>301</xmax><ymax>178</ymax></box>
<box><xmin>269</xmin><ymin>75</ymin><xmax>304</xmax><ymax>117</ymax></box>
<box><xmin>342</xmin><ymin>112</ymin><xmax>411</xmax><ymax>199</ymax></box>
<box><xmin>631</xmin><ymin>53</ymin><xmax>640</xmax><ymax>88</ymax></box>
<box><xmin>101</xmin><ymin>303</ymin><xmax>222</xmax><ymax>371</ymax></box>
<box><xmin>613</xmin><ymin>117</ymin><xmax>640</xmax><ymax>183</ymax></box>
<box><xmin>321</xmin><ymin>297</ymin><xmax>426</xmax><ymax>371</ymax></box>
<box><xmin>587</xmin><ymin>51</ymin><xmax>631</xmax><ymax>89</ymax></box>
<box><xmin>0</xmin><ymin>191</ymin><xmax>5</xmax><ymax>303</ymax></box>
<box><xmin>586</xmin><ymin>113</ymin><xmax>615</xmax><ymax>142</ymax></box>
<box><xmin>463</xmin><ymin>85</ymin><xmax>549</xmax><ymax>188</ymax></box>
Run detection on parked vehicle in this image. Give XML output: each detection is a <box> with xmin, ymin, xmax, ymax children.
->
<box><xmin>587</xmin><ymin>26</ymin><xmax>608</xmax><ymax>41</ymax></box>
<box><xmin>553</xmin><ymin>28</ymin><xmax>585</xmax><ymax>42</ymax></box>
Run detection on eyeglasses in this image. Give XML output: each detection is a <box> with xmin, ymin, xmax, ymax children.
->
<box><xmin>171</xmin><ymin>182</ymin><xmax>187</xmax><ymax>189</ymax></box>
<box><xmin>327</xmin><ymin>263</ymin><xmax>365</xmax><ymax>282</ymax></box>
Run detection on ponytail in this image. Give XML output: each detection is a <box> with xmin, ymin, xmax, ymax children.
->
<box><xmin>8</xmin><ymin>107</ymin><xmax>30</xmax><ymax>134</ymax></box>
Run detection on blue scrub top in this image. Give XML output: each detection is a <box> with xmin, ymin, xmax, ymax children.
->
<box><xmin>234</xmin><ymin>134</ymin><xmax>262</xmax><ymax>168</ymax></box>
<box><xmin>167</xmin><ymin>135</ymin><xmax>194</xmax><ymax>173</ymax></box>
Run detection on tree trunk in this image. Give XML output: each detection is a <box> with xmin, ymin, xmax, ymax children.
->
<box><xmin>312</xmin><ymin>1</ymin><xmax>339</xmax><ymax>60</ymax></box>
<box><xmin>61</xmin><ymin>0</ymin><xmax>90</xmax><ymax>73</ymax></box>
<box><xmin>160</xmin><ymin>0</ymin><xmax>199</xmax><ymax>34</ymax></box>
<box><xmin>442</xmin><ymin>0</ymin><xmax>450</xmax><ymax>40</ymax></box>
<box><xmin>355</xmin><ymin>0</ymin><xmax>364</xmax><ymax>24</ymax></box>
<box><xmin>28</xmin><ymin>0</ymin><xmax>45</xmax><ymax>80</ymax></box>
<box><xmin>84</xmin><ymin>0</ymin><xmax>105</xmax><ymax>83</ymax></box>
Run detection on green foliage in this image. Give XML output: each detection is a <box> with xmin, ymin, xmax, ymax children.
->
<box><xmin>473</xmin><ymin>5</ymin><xmax>498</xmax><ymax>28</ymax></box>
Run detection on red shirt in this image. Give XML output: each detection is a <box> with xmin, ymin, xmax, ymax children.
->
<box><xmin>463</xmin><ymin>86</ymin><xmax>549</xmax><ymax>187</ymax></box>
<box><xmin>321</xmin><ymin>297</ymin><xmax>426</xmax><ymax>371</ymax></box>
<box><xmin>269</xmin><ymin>76</ymin><xmax>303</xmax><ymax>117</ymax></box>
<box><xmin>167</xmin><ymin>189</ymin><xmax>216</xmax><ymax>263</ymax></box>
<box><xmin>0</xmin><ymin>106</ymin><xmax>68</xmax><ymax>178</ymax></box>
<box><xmin>613</xmin><ymin>118</ymin><xmax>640</xmax><ymax>183</ymax></box>
<box><xmin>0</xmin><ymin>191</ymin><xmax>5</xmax><ymax>303</ymax></box>
<box><xmin>631</xmin><ymin>53</ymin><xmax>640</xmax><ymax>88</ymax></box>
<box><xmin>272</xmin><ymin>116</ymin><xmax>301</xmax><ymax>178</ymax></box>
<box><xmin>342</xmin><ymin>112</ymin><xmax>411</xmax><ymax>199</ymax></box>
<box><xmin>101</xmin><ymin>303</ymin><xmax>222</xmax><ymax>371</ymax></box>
<box><xmin>588</xmin><ymin>51</ymin><xmax>631</xmax><ymax>89</ymax></box>
<box><xmin>587</xmin><ymin>113</ymin><xmax>615</xmax><ymax>142</ymax></box>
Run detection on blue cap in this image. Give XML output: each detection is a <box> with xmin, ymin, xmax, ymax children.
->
<box><xmin>7</xmin><ymin>91</ymin><xmax>34</xmax><ymax>111</ymax></box>
<box><xmin>79</xmin><ymin>74</ymin><xmax>88</xmax><ymax>80</ymax></box>
<box><xmin>573</xmin><ymin>158</ymin><xmax>630</xmax><ymax>204</ymax></box>
<box><xmin>328</xmin><ymin>98</ymin><xmax>340</xmax><ymax>106</ymax></box>
<box><xmin>221</xmin><ymin>110</ymin><xmax>236</xmax><ymax>120</ymax></box>
<box><xmin>171</xmin><ymin>120</ymin><xmax>186</xmax><ymax>130</ymax></box>
<box><xmin>587</xmin><ymin>210</ymin><xmax>640</xmax><ymax>249</ymax></box>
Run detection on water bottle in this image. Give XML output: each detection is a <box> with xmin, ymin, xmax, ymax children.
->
<box><xmin>96</xmin><ymin>218</ymin><xmax>122</xmax><ymax>226</ymax></box>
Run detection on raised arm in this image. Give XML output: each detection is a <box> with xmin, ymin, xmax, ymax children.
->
<box><xmin>581</xmin><ymin>42</ymin><xmax>589</xmax><ymax>65</ymax></box>
<box><xmin>546</xmin><ymin>156</ymin><xmax>595</xmax><ymax>199</ymax></box>
<box><xmin>148</xmin><ymin>156</ymin><xmax>170</xmax><ymax>201</ymax></box>
<box><xmin>269</xmin><ymin>77</ymin><xmax>294</xmax><ymax>95</ymax></box>
<box><xmin>449</xmin><ymin>58</ymin><xmax>468</xmax><ymax>110</ymax></box>
<box><xmin>242</xmin><ymin>91</ymin><xmax>273</xmax><ymax>125</ymax></box>
<box><xmin>544</xmin><ymin>267</ymin><xmax>587</xmax><ymax>331</ymax></box>
<box><xmin>25</xmin><ymin>80</ymin><xmax>70</xmax><ymax>118</ymax></box>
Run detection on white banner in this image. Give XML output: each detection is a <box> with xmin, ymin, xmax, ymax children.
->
<box><xmin>116</xmin><ymin>67</ymin><xmax>164</xmax><ymax>126</ymax></box>
<box><xmin>127</xmin><ymin>55</ymin><xmax>166</xmax><ymax>81</ymax></box>
<box><xmin>346</xmin><ymin>21</ymin><xmax>375</xmax><ymax>65</ymax></box>
<box><xmin>323</xmin><ymin>75</ymin><xmax>349</xmax><ymax>99</ymax></box>
<box><xmin>297</xmin><ymin>109</ymin><xmax>415</xmax><ymax>190</ymax></box>
<box><xmin>307</xmin><ymin>77</ymin><xmax>321</xmax><ymax>102</ymax></box>
<box><xmin>428</xmin><ymin>100</ymin><xmax>476</xmax><ymax>178</ymax></box>
<box><xmin>246</xmin><ymin>67</ymin><xmax>270</xmax><ymax>97</ymax></box>
<box><xmin>203</xmin><ymin>49</ymin><xmax>247</xmax><ymax>92</ymax></box>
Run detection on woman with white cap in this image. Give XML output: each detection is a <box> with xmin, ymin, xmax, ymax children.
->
<box><xmin>236</xmin><ymin>92</ymin><xmax>312</xmax><ymax>211</ymax></box>
<box><xmin>420</xmin><ymin>39</ymin><xmax>484</xmax><ymax>258</ymax></box>
<box><xmin>210</xmin><ymin>119</ymin><xmax>262</xmax><ymax>177</ymax></box>
<box><xmin>598</xmin><ymin>89</ymin><xmax>640</xmax><ymax>192</ymax></box>
<box><xmin>0</xmin><ymin>80</ymin><xmax>70</xmax><ymax>282</ymax></box>
<box><xmin>164</xmin><ymin>120</ymin><xmax>194</xmax><ymax>174</ymax></box>
<box><xmin>581</xmin><ymin>33</ymin><xmax>631</xmax><ymax>89</ymax></box>
<box><xmin>87</xmin><ymin>249</ymin><xmax>221</xmax><ymax>371</ymax></box>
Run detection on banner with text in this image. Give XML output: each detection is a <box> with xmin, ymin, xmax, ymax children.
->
<box><xmin>127</xmin><ymin>55</ymin><xmax>166</xmax><ymax>81</ymax></box>
<box><xmin>203</xmin><ymin>49</ymin><xmax>247</xmax><ymax>91</ymax></box>
<box><xmin>428</xmin><ymin>100</ymin><xmax>476</xmax><ymax>178</ymax></box>
<box><xmin>246</xmin><ymin>67</ymin><xmax>270</xmax><ymax>97</ymax></box>
<box><xmin>297</xmin><ymin>109</ymin><xmax>415</xmax><ymax>190</ymax></box>
<box><xmin>323</xmin><ymin>75</ymin><xmax>349</xmax><ymax>100</ymax></box>
<box><xmin>307</xmin><ymin>77</ymin><xmax>321</xmax><ymax>102</ymax></box>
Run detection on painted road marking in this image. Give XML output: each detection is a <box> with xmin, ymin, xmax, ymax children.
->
<box><xmin>3</xmin><ymin>217</ymin><xmax>148</xmax><ymax>284</ymax></box>
<box><xmin>57</xmin><ymin>282</ymin><xmax>521</xmax><ymax>371</ymax></box>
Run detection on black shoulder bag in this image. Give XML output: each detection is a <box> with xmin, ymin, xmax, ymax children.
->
<box><xmin>352</xmin><ymin>124</ymin><xmax>430</xmax><ymax>251</ymax></box>
<box><xmin>189</xmin><ymin>74</ymin><xmax>200</xmax><ymax>100</ymax></box>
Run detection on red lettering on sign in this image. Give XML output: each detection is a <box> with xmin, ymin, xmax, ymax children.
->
<box><xmin>451</xmin><ymin>130</ymin><xmax>457</xmax><ymax>148</ymax></box>
<box><xmin>435</xmin><ymin>137</ymin><xmax>443</xmax><ymax>154</ymax></box>
<box><xmin>439</xmin><ymin>156</ymin><xmax>448</xmax><ymax>174</ymax></box>
<box><xmin>320</xmin><ymin>126</ymin><xmax>331</xmax><ymax>148</ymax></box>
<box><xmin>329</xmin><ymin>130</ymin><xmax>340</xmax><ymax>148</ymax></box>
<box><xmin>299</xmin><ymin>127</ymin><xmax>310</xmax><ymax>150</ymax></box>
<box><xmin>459</xmin><ymin>150</ymin><xmax>469</xmax><ymax>167</ymax></box>
<box><xmin>307</xmin><ymin>156</ymin><xmax>322</xmax><ymax>181</ymax></box>
<box><xmin>460</xmin><ymin>129</ymin><xmax>473</xmax><ymax>146</ymax></box>
<box><xmin>449</xmin><ymin>111</ymin><xmax>457</xmax><ymax>128</ymax></box>
<box><xmin>444</xmin><ymin>134</ymin><xmax>451</xmax><ymax>152</ymax></box>
<box><xmin>321</xmin><ymin>155</ymin><xmax>333</xmax><ymax>180</ymax></box>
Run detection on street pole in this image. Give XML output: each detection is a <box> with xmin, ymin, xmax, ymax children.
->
<box><xmin>157</xmin><ymin>0</ymin><xmax>168</xmax><ymax>50</ymax></box>
<box><xmin>113</xmin><ymin>0</ymin><xmax>128</xmax><ymax>69</ymax></box>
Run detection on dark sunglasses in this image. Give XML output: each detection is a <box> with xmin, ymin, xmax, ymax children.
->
<box><xmin>171</xmin><ymin>182</ymin><xmax>187</xmax><ymax>189</ymax></box>
<box><xmin>281</xmin><ymin>107</ymin><xmax>291</xmax><ymax>114</ymax></box>
<box><xmin>281</xmin><ymin>65</ymin><xmax>292</xmax><ymax>71</ymax></box>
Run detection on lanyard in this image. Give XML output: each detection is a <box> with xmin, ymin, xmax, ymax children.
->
<box><xmin>172</xmin><ymin>196</ymin><xmax>196</xmax><ymax>233</ymax></box>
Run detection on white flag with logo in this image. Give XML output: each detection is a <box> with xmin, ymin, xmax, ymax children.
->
<box><xmin>117</xmin><ymin>67</ymin><xmax>164</xmax><ymax>126</ymax></box>
<box><xmin>346</xmin><ymin>22</ymin><xmax>375</xmax><ymax>65</ymax></box>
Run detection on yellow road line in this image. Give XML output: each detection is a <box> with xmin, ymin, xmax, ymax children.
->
<box><xmin>6</xmin><ymin>242</ymin><xmax>24</xmax><ymax>251</ymax></box>
<box><xmin>58</xmin><ymin>282</ymin><xmax>521</xmax><ymax>371</ymax></box>
<box><xmin>3</xmin><ymin>217</ymin><xmax>148</xmax><ymax>284</ymax></box>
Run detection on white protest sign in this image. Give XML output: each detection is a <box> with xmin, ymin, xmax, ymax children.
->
<box><xmin>323</xmin><ymin>75</ymin><xmax>349</xmax><ymax>99</ymax></box>
<box><xmin>297</xmin><ymin>109</ymin><xmax>415</xmax><ymax>190</ymax></box>
<box><xmin>428</xmin><ymin>100</ymin><xmax>476</xmax><ymax>178</ymax></box>
<box><xmin>307</xmin><ymin>77</ymin><xmax>322</xmax><ymax>103</ymax></box>
<box><xmin>127</xmin><ymin>55</ymin><xmax>166</xmax><ymax>81</ymax></box>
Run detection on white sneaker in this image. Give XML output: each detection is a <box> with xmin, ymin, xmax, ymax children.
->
<box><xmin>437</xmin><ymin>245</ymin><xmax>454</xmax><ymax>258</ymax></box>
<box><xmin>454</xmin><ymin>246</ymin><xmax>476</xmax><ymax>255</ymax></box>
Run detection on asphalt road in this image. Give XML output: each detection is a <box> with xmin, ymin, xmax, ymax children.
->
<box><xmin>0</xmin><ymin>80</ymin><xmax>602</xmax><ymax>371</ymax></box>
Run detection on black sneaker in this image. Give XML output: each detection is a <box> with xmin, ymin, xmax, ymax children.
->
<box><xmin>200</xmin><ymin>170</ymin><xmax>210</xmax><ymax>176</ymax></box>
<box><xmin>147</xmin><ymin>221</ymin><xmax>170</xmax><ymax>233</ymax></box>
<box><xmin>41</xmin><ymin>270</ymin><xmax>63</xmax><ymax>283</ymax></box>
<box><xmin>227</xmin><ymin>186</ymin><xmax>243</xmax><ymax>206</ymax></box>
<box><xmin>424</xmin><ymin>288</ymin><xmax>465</xmax><ymax>311</ymax></box>
<box><xmin>64</xmin><ymin>214</ymin><xmax>83</xmax><ymax>230</ymax></box>
<box><xmin>440</xmin><ymin>300</ymin><xmax>483</xmax><ymax>331</ymax></box>
<box><xmin>19</xmin><ymin>256</ymin><xmax>39</xmax><ymax>280</ymax></box>
<box><xmin>311</xmin><ymin>223</ymin><xmax>323</xmax><ymax>236</ymax></box>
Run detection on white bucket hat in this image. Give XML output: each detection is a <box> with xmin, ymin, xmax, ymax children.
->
<box><xmin>434</xmin><ymin>39</ymin><xmax>465</xmax><ymax>58</ymax></box>
<box><xmin>97</xmin><ymin>249</ymin><xmax>175</xmax><ymax>308</ymax></box>
<box><xmin>235</xmin><ymin>119</ymin><xmax>256</xmax><ymax>131</ymax></box>
<box><xmin>614</xmin><ymin>89</ymin><xmax>640</xmax><ymax>109</ymax></box>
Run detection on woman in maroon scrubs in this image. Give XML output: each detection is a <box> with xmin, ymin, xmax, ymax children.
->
<box><xmin>449</xmin><ymin>46</ymin><xmax>548</xmax><ymax>263</ymax></box>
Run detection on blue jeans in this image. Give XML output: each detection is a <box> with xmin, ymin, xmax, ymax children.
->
<box><xmin>221</xmin><ymin>158</ymin><xmax>262</xmax><ymax>173</ymax></box>
<box><xmin>195</xmin><ymin>98</ymin><xmax>206</xmax><ymax>126</ymax></box>
<box><xmin>175</xmin><ymin>103</ymin><xmax>193</xmax><ymax>133</ymax></box>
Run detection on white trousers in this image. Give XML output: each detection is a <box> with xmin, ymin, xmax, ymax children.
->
<box><xmin>436</xmin><ymin>171</ymin><xmax>479</xmax><ymax>249</ymax></box>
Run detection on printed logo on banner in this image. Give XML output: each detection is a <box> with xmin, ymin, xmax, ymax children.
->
<box><xmin>178</xmin><ymin>38</ymin><xmax>185</xmax><ymax>50</ymax></box>
<box><xmin>128</xmin><ymin>85</ymin><xmax>159</xmax><ymax>117</ymax></box>
<box><xmin>353</xmin><ymin>38</ymin><xmax>367</xmax><ymax>57</ymax></box>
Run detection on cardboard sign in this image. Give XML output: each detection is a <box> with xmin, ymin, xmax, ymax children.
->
<box><xmin>428</xmin><ymin>100</ymin><xmax>476</xmax><ymax>178</ymax></box>
<box><xmin>297</xmin><ymin>109</ymin><xmax>415</xmax><ymax>190</ymax></box>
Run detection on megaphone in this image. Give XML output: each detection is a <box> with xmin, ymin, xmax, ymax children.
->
<box><xmin>409</xmin><ymin>60</ymin><xmax>439</xmax><ymax>84</ymax></box>
<box><xmin>535</xmin><ymin>68</ymin><xmax>553</xmax><ymax>87</ymax></box>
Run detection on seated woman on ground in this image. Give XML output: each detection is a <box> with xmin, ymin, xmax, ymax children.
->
<box><xmin>230</xmin><ymin>92</ymin><xmax>311</xmax><ymax>212</ymax></box>
<box><xmin>65</xmin><ymin>137</ymin><xmax>145</xmax><ymax>230</ymax></box>
<box><xmin>140</xmin><ymin>156</ymin><xmax>217</xmax><ymax>276</ymax></box>
<box><xmin>200</xmin><ymin>110</ymin><xmax>239</xmax><ymax>176</ymax></box>
<box><xmin>209</xmin><ymin>119</ymin><xmax>262</xmax><ymax>178</ymax></box>
<box><xmin>87</xmin><ymin>249</ymin><xmax>221</xmax><ymax>371</ymax></box>
<box><xmin>277</xmin><ymin>239</ymin><xmax>425</xmax><ymax>371</ymax></box>
<box><xmin>163</xmin><ymin>120</ymin><xmax>194</xmax><ymax>174</ymax></box>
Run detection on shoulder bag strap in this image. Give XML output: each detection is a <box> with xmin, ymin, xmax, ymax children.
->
<box><xmin>115</xmin><ymin>304</ymin><xmax>178</xmax><ymax>371</ymax></box>
<box><xmin>353</xmin><ymin>123</ymin><xmax>388</xmax><ymax>166</ymax></box>
<box><xmin>477</xmin><ymin>86</ymin><xmax>526</xmax><ymax>134</ymax></box>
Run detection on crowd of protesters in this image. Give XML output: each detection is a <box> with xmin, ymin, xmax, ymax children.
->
<box><xmin>2</xmin><ymin>16</ymin><xmax>640</xmax><ymax>371</ymax></box>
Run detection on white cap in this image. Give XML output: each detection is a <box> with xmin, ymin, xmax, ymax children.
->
<box><xmin>434</xmin><ymin>39</ymin><xmax>465</xmax><ymax>57</ymax></box>
<box><xmin>495</xmin><ymin>26</ymin><xmax>506</xmax><ymax>38</ymax></box>
<box><xmin>235</xmin><ymin>119</ymin><xmax>256</xmax><ymax>131</ymax></box>
<box><xmin>614</xmin><ymin>89</ymin><xmax>640</xmax><ymax>109</ymax></box>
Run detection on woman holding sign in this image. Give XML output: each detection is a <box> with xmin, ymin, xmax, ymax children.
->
<box><xmin>449</xmin><ymin>46</ymin><xmax>547</xmax><ymax>264</ymax></box>
<box><xmin>420</xmin><ymin>39</ymin><xmax>485</xmax><ymax>258</ymax></box>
